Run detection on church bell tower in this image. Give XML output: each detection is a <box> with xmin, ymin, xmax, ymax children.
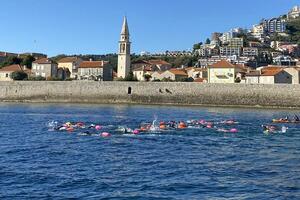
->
<box><xmin>117</xmin><ymin>16</ymin><xmax>131</xmax><ymax>78</ymax></box>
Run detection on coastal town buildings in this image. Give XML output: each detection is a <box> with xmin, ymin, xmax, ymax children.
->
<box><xmin>228</xmin><ymin>38</ymin><xmax>244</xmax><ymax>48</ymax></box>
<box><xmin>57</xmin><ymin>57</ymin><xmax>82</xmax><ymax>79</ymax></box>
<box><xmin>242</xmin><ymin>47</ymin><xmax>259</xmax><ymax>57</ymax></box>
<box><xmin>0</xmin><ymin>64</ymin><xmax>31</xmax><ymax>81</ymax></box>
<box><xmin>273</xmin><ymin>55</ymin><xmax>297</xmax><ymax>66</ymax></box>
<box><xmin>251</xmin><ymin>24</ymin><xmax>265</xmax><ymax>40</ymax></box>
<box><xmin>32</xmin><ymin>58</ymin><xmax>58</xmax><ymax>78</ymax></box>
<box><xmin>117</xmin><ymin>17</ymin><xmax>131</xmax><ymax>78</ymax></box>
<box><xmin>283</xmin><ymin>67</ymin><xmax>300</xmax><ymax>84</ymax></box>
<box><xmin>207</xmin><ymin>60</ymin><xmax>247</xmax><ymax>83</ymax></box>
<box><xmin>158</xmin><ymin>69</ymin><xmax>188</xmax><ymax>81</ymax></box>
<box><xmin>246</xmin><ymin>67</ymin><xmax>292</xmax><ymax>84</ymax></box>
<box><xmin>219</xmin><ymin>47</ymin><xmax>242</xmax><ymax>56</ymax></box>
<box><xmin>77</xmin><ymin>60</ymin><xmax>112</xmax><ymax>81</ymax></box>
<box><xmin>132</xmin><ymin>59</ymin><xmax>172</xmax><ymax>81</ymax></box>
<box><xmin>186</xmin><ymin>67</ymin><xmax>207</xmax><ymax>79</ymax></box>
<box><xmin>245</xmin><ymin>66</ymin><xmax>300</xmax><ymax>84</ymax></box>
<box><xmin>132</xmin><ymin>66</ymin><xmax>152</xmax><ymax>81</ymax></box>
<box><xmin>288</xmin><ymin>6</ymin><xmax>300</xmax><ymax>19</ymax></box>
<box><xmin>262</xmin><ymin>18</ymin><xmax>286</xmax><ymax>33</ymax></box>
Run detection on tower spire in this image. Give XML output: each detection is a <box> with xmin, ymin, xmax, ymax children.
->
<box><xmin>121</xmin><ymin>16</ymin><xmax>129</xmax><ymax>36</ymax></box>
<box><xmin>117</xmin><ymin>16</ymin><xmax>131</xmax><ymax>78</ymax></box>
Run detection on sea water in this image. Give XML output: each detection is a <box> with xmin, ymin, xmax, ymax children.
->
<box><xmin>0</xmin><ymin>103</ymin><xmax>299</xmax><ymax>199</ymax></box>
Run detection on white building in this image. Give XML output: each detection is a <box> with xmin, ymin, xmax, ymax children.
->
<box><xmin>288</xmin><ymin>6</ymin><xmax>300</xmax><ymax>19</ymax></box>
<box><xmin>207</xmin><ymin>60</ymin><xmax>247</xmax><ymax>83</ymax></box>
<box><xmin>243</xmin><ymin>47</ymin><xmax>259</xmax><ymax>57</ymax></box>
<box><xmin>220</xmin><ymin>47</ymin><xmax>242</xmax><ymax>56</ymax></box>
<box><xmin>252</xmin><ymin>24</ymin><xmax>265</xmax><ymax>40</ymax></box>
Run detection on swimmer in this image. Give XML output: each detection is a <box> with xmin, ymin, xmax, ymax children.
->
<box><xmin>281</xmin><ymin>126</ymin><xmax>288</xmax><ymax>133</ymax></box>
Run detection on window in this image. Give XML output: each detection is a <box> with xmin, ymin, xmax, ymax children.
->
<box><xmin>42</xmin><ymin>73</ymin><xmax>46</xmax><ymax>77</ymax></box>
<box><xmin>128</xmin><ymin>87</ymin><xmax>132</xmax><ymax>95</ymax></box>
<box><xmin>5</xmin><ymin>73</ymin><xmax>8</xmax><ymax>77</ymax></box>
<box><xmin>41</xmin><ymin>65</ymin><xmax>44</xmax><ymax>70</ymax></box>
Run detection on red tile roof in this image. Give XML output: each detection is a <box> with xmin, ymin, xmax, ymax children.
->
<box><xmin>209</xmin><ymin>60</ymin><xmax>235</xmax><ymax>68</ymax></box>
<box><xmin>133</xmin><ymin>66</ymin><xmax>152</xmax><ymax>72</ymax></box>
<box><xmin>0</xmin><ymin>64</ymin><xmax>23</xmax><ymax>72</ymax></box>
<box><xmin>168</xmin><ymin>69</ymin><xmax>188</xmax><ymax>76</ymax></box>
<box><xmin>209</xmin><ymin>60</ymin><xmax>248</xmax><ymax>71</ymax></box>
<box><xmin>33</xmin><ymin>58</ymin><xmax>53</xmax><ymax>64</ymax></box>
<box><xmin>79</xmin><ymin>61</ymin><xmax>108</xmax><ymax>68</ymax></box>
<box><xmin>261</xmin><ymin>68</ymin><xmax>283</xmax><ymax>76</ymax></box>
<box><xmin>58</xmin><ymin>57</ymin><xmax>79</xmax><ymax>63</ymax></box>
<box><xmin>148</xmin><ymin>59</ymin><xmax>171</xmax><ymax>65</ymax></box>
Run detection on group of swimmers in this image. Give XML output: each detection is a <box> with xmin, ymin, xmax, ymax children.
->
<box><xmin>273</xmin><ymin>114</ymin><xmax>300</xmax><ymax>123</ymax></box>
<box><xmin>47</xmin><ymin>121</ymin><xmax>112</xmax><ymax>137</ymax></box>
<box><xmin>46</xmin><ymin>114</ymin><xmax>297</xmax><ymax>137</ymax></box>
<box><xmin>47</xmin><ymin>118</ymin><xmax>242</xmax><ymax>137</ymax></box>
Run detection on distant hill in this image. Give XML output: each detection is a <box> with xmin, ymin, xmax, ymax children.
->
<box><xmin>286</xmin><ymin>17</ymin><xmax>300</xmax><ymax>44</ymax></box>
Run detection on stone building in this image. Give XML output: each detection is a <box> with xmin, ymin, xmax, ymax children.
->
<box><xmin>78</xmin><ymin>60</ymin><xmax>112</xmax><ymax>81</ymax></box>
<box><xmin>117</xmin><ymin>17</ymin><xmax>131</xmax><ymax>78</ymax></box>
<box><xmin>57</xmin><ymin>57</ymin><xmax>82</xmax><ymax>79</ymax></box>
<box><xmin>0</xmin><ymin>64</ymin><xmax>31</xmax><ymax>81</ymax></box>
<box><xmin>32</xmin><ymin>58</ymin><xmax>57</xmax><ymax>78</ymax></box>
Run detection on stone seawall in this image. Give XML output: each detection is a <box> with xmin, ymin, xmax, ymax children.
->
<box><xmin>0</xmin><ymin>81</ymin><xmax>300</xmax><ymax>108</ymax></box>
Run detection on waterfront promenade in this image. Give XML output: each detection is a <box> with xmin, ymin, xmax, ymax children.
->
<box><xmin>0</xmin><ymin>81</ymin><xmax>300</xmax><ymax>108</ymax></box>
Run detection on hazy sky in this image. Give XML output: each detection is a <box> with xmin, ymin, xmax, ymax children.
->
<box><xmin>0</xmin><ymin>0</ymin><xmax>299</xmax><ymax>56</ymax></box>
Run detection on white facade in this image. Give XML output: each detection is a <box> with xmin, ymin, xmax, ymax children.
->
<box><xmin>117</xmin><ymin>17</ymin><xmax>131</xmax><ymax>78</ymax></box>
<box><xmin>288</xmin><ymin>6</ymin><xmax>300</xmax><ymax>19</ymax></box>
<box><xmin>245</xmin><ymin>76</ymin><xmax>260</xmax><ymax>84</ymax></box>
<box><xmin>252</xmin><ymin>24</ymin><xmax>265</xmax><ymax>38</ymax></box>
<box><xmin>243</xmin><ymin>47</ymin><xmax>259</xmax><ymax>56</ymax></box>
<box><xmin>208</xmin><ymin>68</ymin><xmax>236</xmax><ymax>83</ymax></box>
<box><xmin>220</xmin><ymin>47</ymin><xmax>241</xmax><ymax>56</ymax></box>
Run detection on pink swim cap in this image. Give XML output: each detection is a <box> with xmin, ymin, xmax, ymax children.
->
<box><xmin>95</xmin><ymin>125</ymin><xmax>102</xmax><ymax>130</ymax></box>
<box><xmin>101</xmin><ymin>132</ymin><xmax>111</xmax><ymax>137</ymax></box>
<box><xmin>230</xmin><ymin>128</ymin><xmax>238</xmax><ymax>133</ymax></box>
<box><xmin>133</xmin><ymin>130</ymin><xmax>140</xmax><ymax>135</ymax></box>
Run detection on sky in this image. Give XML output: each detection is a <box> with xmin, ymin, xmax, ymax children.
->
<box><xmin>0</xmin><ymin>0</ymin><xmax>299</xmax><ymax>56</ymax></box>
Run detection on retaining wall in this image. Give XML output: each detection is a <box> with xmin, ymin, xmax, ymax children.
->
<box><xmin>0</xmin><ymin>81</ymin><xmax>300</xmax><ymax>108</ymax></box>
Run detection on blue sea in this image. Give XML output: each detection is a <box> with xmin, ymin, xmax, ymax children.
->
<box><xmin>0</xmin><ymin>103</ymin><xmax>299</xmax><ymax>199</ymax></box>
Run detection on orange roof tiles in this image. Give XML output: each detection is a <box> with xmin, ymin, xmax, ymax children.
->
<box><xmin>33</xmin><ymin>58</ymin><xmax>53</xmax><ymax>64</ymax></box>
<box><xmin>79</xmin><ymin>61</ymin><xmax>107</xmax><ymax>68</ymax></box>
<box><xmin>148</xmin><ymin>59</ymin><xmax>171</xmax><ymax>65</ymax></box>
<box><xmin>58</xmin><ymin>57</ymin><xmax>79</xmax><ymax>63</ymax></box>
<box><xmin>209</xmin><ymin>60</ymin><xmax>248</xmax><ymax>71</ymax></box>
<box><xmin>0</xmin><ymin>64</ymin><xmax>22</xmax><ymax>72</ymax></box>
<box><xmin>210</xmin><ymin>60</ymin><xmax>235</xmax><ymax>68</ymax></box>
<box><xmin>261</xmin><ymin>68</ymin><xmax>283</xmax><ymax>76</ymax></box>
<box><xmin>168</xmin><ymin>69</ymin><xmax>187</xmax><ymax>76</ymax></box>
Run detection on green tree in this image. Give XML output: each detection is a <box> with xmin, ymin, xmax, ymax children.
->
<box><xmin>124</xmin><ymin>72</ymin><xmax>138</xmax><ymax>81</ymax></box>
<box><xmin>10</xmin><ymin>71</ymin><xmax>28</xmax><ymax>80</ymax></box>
<box><xmin>193</xmin><ymin>42</ymin><xmax>203</xmax><ymax>51</ymax></box>
<box><xmin>21</xmin><ymin>55</ymin><xmax>35</xmax><ymax>69</ymax></box>
<box><xmin>0</xmin><ymin>56</ymin><xmax>22</xmax><ymax>68</ymax></box>
<box><xmin>286</xmin><ymin>17</ymin><xmax>300</xmax><ymax>43</ymax></box>
<box><xmin>143</xmin><ymin>74</ymin><xmax>152</xmax><ymax>81</ymax></box>
<box><xmin>205</xmin><ymin>38</ymin><xmax>211</xmax><ymax>44</ymax></box>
